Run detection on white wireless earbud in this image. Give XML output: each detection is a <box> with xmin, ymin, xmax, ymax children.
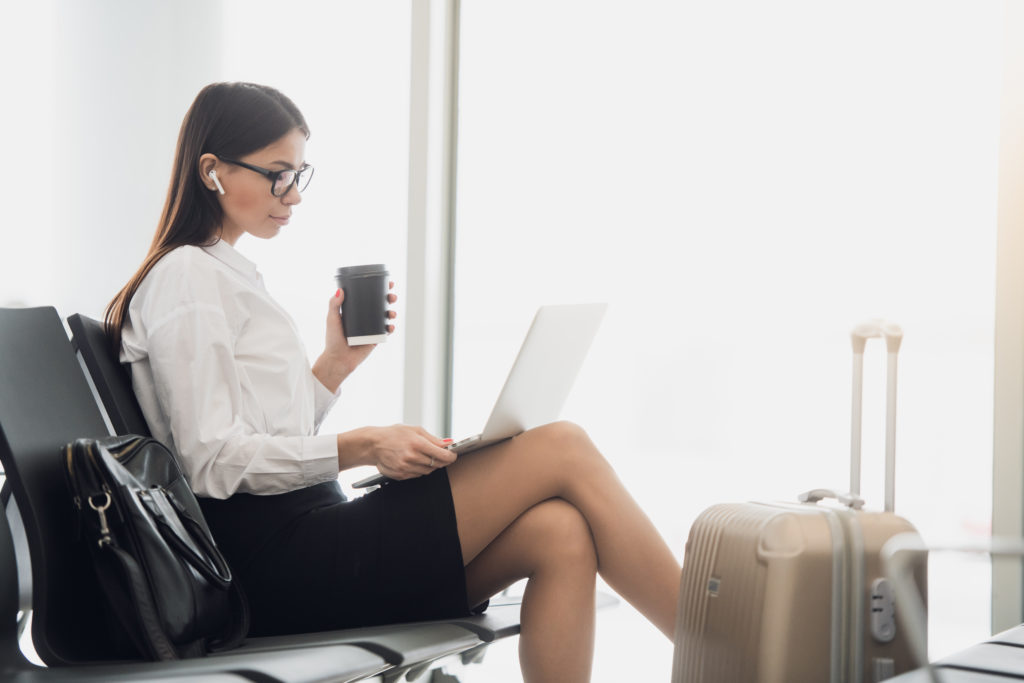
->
<box><xmin>208</xmin><ymin>169</ymin><xmax>225</xmax><ymax>195</ymax></box>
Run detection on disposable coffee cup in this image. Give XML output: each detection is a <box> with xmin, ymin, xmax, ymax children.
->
<box><xmin>335</xmin><ymin>264</ymin><xmax>390</xmax><ymax>345</ymax></box>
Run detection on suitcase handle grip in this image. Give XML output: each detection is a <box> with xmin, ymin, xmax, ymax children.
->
<box><xmin>851</xmin><ymin>320</ymin><xmax>904</xmax><ymax>352</ymax></box>
<box><xmin>798</xmin><ymin>487</ymin><xmax>866</xmax><ymax>510</ymax></box>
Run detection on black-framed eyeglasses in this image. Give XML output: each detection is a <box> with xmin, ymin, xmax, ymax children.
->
<box><xmin>218</xmin><ymin>157</ymin><xmax>314</xmax><ymax>197</ymax></box>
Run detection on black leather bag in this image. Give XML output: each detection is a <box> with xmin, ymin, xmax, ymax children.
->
<box><xmin>62</xmin><ymin>435</ymin><xmax>248</xmax><ymax>660</ymax></box>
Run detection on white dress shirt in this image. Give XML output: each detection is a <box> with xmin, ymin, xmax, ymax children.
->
<box><xmin>121</xmin><ymin>240</ymin><xmax>341</xmax><ymax>499</ymax></box>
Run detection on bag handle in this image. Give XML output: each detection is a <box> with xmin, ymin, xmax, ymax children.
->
<box><xmin>139</xmin><ymin>488</ymin><xmax>249</xmax><ymax>650</ymax></box>
<box><xmin>139</xmin><ymin>489</ymin><xmax>233</xmax><ymax>589</ymax></box>
<box><xmin>850</xmin><ymin>319</ymin><xmax>903</xmax><ymax>512</ymax></box>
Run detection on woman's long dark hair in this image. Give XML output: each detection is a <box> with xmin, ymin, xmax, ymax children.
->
<box><xmin>105</xmin><ymin>82</ymin><xmax>309</xmax><ymax>349</ymax></box>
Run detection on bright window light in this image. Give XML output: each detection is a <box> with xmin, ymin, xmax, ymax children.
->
<box><xmin>453</xmin><ymin>1</ymin><xmax>1001</xmax><ymax>677</ymax></box>
<box><xmin>220</xmin><ymin>1</ymin><xmax>412</xmax><ymax>466</ymax></box>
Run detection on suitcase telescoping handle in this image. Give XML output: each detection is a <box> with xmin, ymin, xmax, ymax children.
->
<box><xmin>850</xmin><ymin>320</ymin><xmax>903</xmax><ymax>513</ymax></box>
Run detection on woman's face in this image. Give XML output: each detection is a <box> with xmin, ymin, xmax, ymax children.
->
<box><xmin>211</xmin><ymin>128</ymin><xmax>308</xmax><ymax>245</ymax></box>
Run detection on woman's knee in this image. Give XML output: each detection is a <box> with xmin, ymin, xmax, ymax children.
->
<box><xmin>534</xmin><ymin>420</ymin><xmax>590</xmax><ymax>447</ymax></box>
<box><xmin>526</xmin><ymin>421</ymin><xmax>601</xmax><ymax>466</ymax></box>
<box><xmin>525</xmin><ymin>499</ymin><xmax>597</xmax><ymax>572</ymax></box>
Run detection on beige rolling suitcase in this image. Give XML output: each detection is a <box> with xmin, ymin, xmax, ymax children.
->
<box><xmin>672</xmin><ymin>321</ymin><xmax>926</xmax><ymax>683</ymax></box>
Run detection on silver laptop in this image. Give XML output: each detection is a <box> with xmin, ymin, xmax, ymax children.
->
<box><xmin>353</xmin><ymin>303</ymin><xmax>607</xmax><ymax>488</ymax></box>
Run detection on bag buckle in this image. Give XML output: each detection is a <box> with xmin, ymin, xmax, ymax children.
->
<box><xmin>88</xmin><ymin>487</ymin><xmax>113</xmax><ymax>547</ymax></box>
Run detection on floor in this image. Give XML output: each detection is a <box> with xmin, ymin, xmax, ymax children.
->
<box><xmin>452</xmin><ymin>589</ymin><xmax>671</xmax><ymax>683</ymax></box>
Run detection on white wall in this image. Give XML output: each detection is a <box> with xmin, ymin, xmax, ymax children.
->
<box><xmin>2</xmin><ymin>1</ymin><xmax>57</xmax><ymax>308</ymax></box>
<box><xmin>51</xmin><ymin>0</ymin><xmax>222</xmax><ymax>318</ymax></box>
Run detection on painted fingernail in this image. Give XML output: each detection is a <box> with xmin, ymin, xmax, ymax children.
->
<box><xmin>442</xmin><ymin>438</ymin><xmax>454</xmax><ymax>444</ymax></box>
<box><xmin>334</xmin><ymin>289</ymin><xmax>341</xmax><ymax>297</ymax></box>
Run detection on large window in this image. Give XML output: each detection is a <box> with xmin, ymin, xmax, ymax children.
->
<box><xmin>220</xmin><ymin>1</ymin><xmax>412</xmax><ymax>463</ymax></box>
<box><xmin>453</xmin><ymin>2</ymin><xmax>1002</xmax><ymax>678</ymax></box>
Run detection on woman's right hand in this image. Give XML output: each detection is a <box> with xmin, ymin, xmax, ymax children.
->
<box><xmin>338</xmin><ymin>425</ymin><xmax>456</xmax><ymax>480</ymax></box>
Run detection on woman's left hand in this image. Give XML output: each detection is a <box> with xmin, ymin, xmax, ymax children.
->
<box><xmin>313</xmin><ymin>282</ymin><xmax>398</xmax><ymax>391</ymax></box>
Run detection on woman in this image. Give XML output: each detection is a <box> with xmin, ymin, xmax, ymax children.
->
<box><xmin>107</xmin><ymin>81</ymin><xmax>681</xmax><ymax>682</ymax></box>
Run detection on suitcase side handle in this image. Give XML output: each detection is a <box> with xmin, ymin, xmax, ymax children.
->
<box><xmin>850</xmin><ymin>320</ymin><xmax>904</xmax><ymax>512</ymax></box>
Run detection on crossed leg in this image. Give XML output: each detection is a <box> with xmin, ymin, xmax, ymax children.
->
<box><xmin>464</xmin><ymin>499</ymin><xmax>597</xmax><ymax>681</ymax></box>
<box><xmin>447</xmin><ymin>421</ymin><xmax>681</xmax><ymax>680</ymax></box>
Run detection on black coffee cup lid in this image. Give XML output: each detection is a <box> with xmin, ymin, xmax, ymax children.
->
<box><xmin>336</xmin><ymin>264</ymin><xmax>388</xmax><ymax>278</ymax></box>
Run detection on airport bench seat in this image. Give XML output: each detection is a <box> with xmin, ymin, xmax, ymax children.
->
<box><xmin>224</xmin><ymin>621</ymin><xmax>480</xmax><ymax>668</ymax></box>
<box><xmin>886</xmin><ymin>625</ymin><xmax>1024</xmax><ymax>682</ymax></box>
<box><xmin>889</xmin><ymin>667</ymin><xmax>1024</xmax><ymax>683</ymax></box>
<box><xmin>989</xmin><ymin>623</ymin><xmax>1024</xmax><ymax>647</ymax></box>
<box><xmin>0</xmin><ymin>306</ymin><xmax>523</xmax><ymax>682</ymax></box>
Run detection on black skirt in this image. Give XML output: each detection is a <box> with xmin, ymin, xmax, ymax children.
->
<box><xmin>198</xmin><ymin>469</ymin><xmax>479</xmax><ymax>636</ymax></box>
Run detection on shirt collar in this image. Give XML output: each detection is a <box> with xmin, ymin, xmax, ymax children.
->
<box><xmin>202</xmin><ymin>239</ymin><xmax>261</xmax><ymax>284</ymax></box>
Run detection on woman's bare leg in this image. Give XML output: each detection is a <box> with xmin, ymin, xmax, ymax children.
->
<box><xmin>448</xmin><ymin>421</ymin><xmax>680</xmax><ymax>639</ymax></box>
<box><xmin>464</xmin><ymin>499</ymin><xmax>597</xmax><ymax>682</ymax></box>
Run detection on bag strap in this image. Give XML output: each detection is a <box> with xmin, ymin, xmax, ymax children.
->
<box><xmin>207</xmin><ymin>580</ymin><xmax>250</xmax><ymax>653</ymax></box>
<box><xmin>140</xmin><ymin>490</ymin><xmax>233</xmax><ymax>589</ymax></box>
<box><xmin>102</xmin><ymin>543</ymin><xmax>179</xmax><ymax>660</ymax></box>
<box><xmin>152</xmin><ymin>511</ymin><xmax>232</xmax><ymax>590</ymax></box>
<box><xmin>146</xmin><ymin>490</ymin><xmax>250</xmax><ymax>650</ymax></box>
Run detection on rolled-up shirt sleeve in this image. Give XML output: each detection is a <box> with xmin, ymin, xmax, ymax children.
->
<box><xmin>123</xmin><ymin>244</ymin><xmax>341</xmax><ymax>499</ymax></box>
